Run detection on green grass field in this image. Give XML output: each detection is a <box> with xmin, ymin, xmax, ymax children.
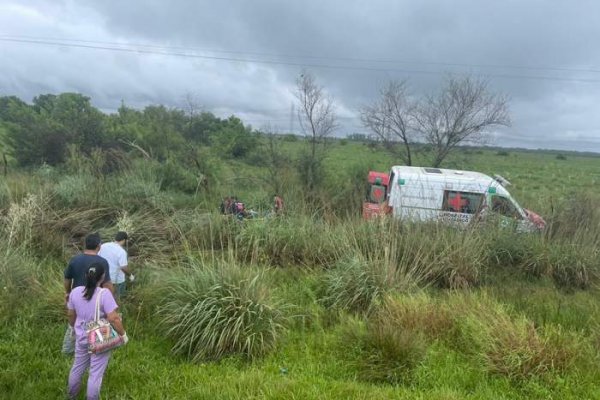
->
<box><xmin>1</xmin><ymin>144</ymin><xmax>600</xmax><ymax>399</ymax></box>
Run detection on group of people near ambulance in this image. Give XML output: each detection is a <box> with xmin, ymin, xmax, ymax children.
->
<box><xmin>63</xmin><ymin>231</ymin><xmax>134</xmax><ymax>400</ymax></box>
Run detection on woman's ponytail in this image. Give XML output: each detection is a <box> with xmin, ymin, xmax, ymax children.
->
<box><xmin>83</xmin><ymin>262</ymin><xmax>105</xmax><ymax>301</ymax></box>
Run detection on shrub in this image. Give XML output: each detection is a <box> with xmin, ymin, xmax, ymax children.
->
<box><xmin>156</xmin><ymin>261</ymin><xmax>289</xmax><ymax>361</ymax></box>
<box><xmin>156</xmin><ymin>160</ymin><xmax>200</xmax><ymax>194</ymax></box>
<box><xmin>556</xmin><ymin>154</ymin><xmax>567</xmax><ymax>160</ymax></box>
<box><xmin>282</xmin><ymin>134</ymin><xmax>298</xmax><ymax>142</ymax></box>
<box><xmin>496</xmin><ymin>150</ymin><xmax>510</xmax><ymax>156</ymax></box>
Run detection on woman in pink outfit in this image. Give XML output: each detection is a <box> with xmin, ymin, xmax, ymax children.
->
<box><xmin>67</xmin><ymin>262</ymin><xmax>128</xmax><ymax>399</ymax></box>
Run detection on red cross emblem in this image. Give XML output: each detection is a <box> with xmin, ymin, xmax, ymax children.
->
<box><xmin>448</xmin><ymin>193</ymin><xmax>468</xmax><ymax>212</ymax></box>
<box><xmin>372</xmin><ymin>188</ymin><xmax>383</xmax><ymax>201</ymax></box>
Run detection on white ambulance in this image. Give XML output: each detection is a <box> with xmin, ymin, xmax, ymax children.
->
<box><xmin>363</xmin><ymin>166</ymin><xmax>545</xmax><ymax>232</ymax></box>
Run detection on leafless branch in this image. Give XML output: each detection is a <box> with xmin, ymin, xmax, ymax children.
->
<box><xmin>294</xmin><ymin>71</ymin><xmax>338</xmax><ymax>159</ymax></box>
<box><xmin>414</xmin><ymin>76</ymin><xmax>510</xmax><ymax>167</ymax></box>
<box><xmin>360</xmin><ymin>80</ymin><xmax>417</xmax><ymax>165</ymax></box>
<box><xmin>118</xmin><ymin>138</ymin><xmax>152</xmax><ymax>159</ymax></box>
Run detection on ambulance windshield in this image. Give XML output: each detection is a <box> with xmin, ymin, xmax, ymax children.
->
<box><xmin>490</xmin><ymin>195</ymin><xmax>523</xmax><ymax>219</ymax></box>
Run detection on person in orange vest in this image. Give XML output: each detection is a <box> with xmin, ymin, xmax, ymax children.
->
<box><xmin>273</xmin><ymin>194</ymin><xmax>284</xmax><ymax>215</ymax></box>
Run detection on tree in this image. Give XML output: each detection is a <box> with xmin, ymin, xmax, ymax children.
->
<box><xmin>414</xmin><ymin>76</ymin><xmax>510</xmax><ymax>167</ymax></box>
<box><xmin>1</xmin><ymin>96</ymin><xmax>69</xmax><ymax>166</ymax></box>
<box><xmin>360</xmin><ymin>80</ymin><xmax>416</xmax><ymax>165</ymax></box>
<box><xmin>141</xmin><ymin>105</ymin><xmax>187</xmax><ymax>160</ymax></box>
<box><xmin>34</xmin><ymin>93</ymin><xmax>107</xmax><ymax>150</ymax></box>
<box><xmin>212</xmin><ymin>116</ymin><xmax>258</xmax><ymax>159</ymax></box>
<box><xmin>294</xmin><ymin>71</ymin><xmax>337</xmax><ymax>193</ymax></box>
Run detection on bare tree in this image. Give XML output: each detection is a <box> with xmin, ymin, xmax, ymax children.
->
<box><xmin>295</xmin><ymin>72</ymin><xmax>337</xmax><ymax>159</ymax></box>
<box><xmin>294</xmin><ymin>71</ymin><xmax>337</xmax><ymax>193</ymax></box>
<box><xmin>360</xmin><ymin>80</ymin><xmax>416</xmax><ymax>165</ymax></box>
<box><xmin>414</xmin><ymin>76</ymin><xmax>510</xmax><ymax>167</ymax></box>
<box><xmin>183</xmin><ymin>92</ymin><xmax>201</xmax><ymax>119</ymax></box>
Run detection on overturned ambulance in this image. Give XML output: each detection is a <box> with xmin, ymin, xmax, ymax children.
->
<box><xmin>363</xmin><ymin>166</ymin><xmax>545</xmax><ymax>232</ymax></box>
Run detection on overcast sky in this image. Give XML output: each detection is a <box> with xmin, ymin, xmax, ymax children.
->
<box><xmin>1</xmin><ymin>0</ymin><xmax>600</xmax><ymax>152</ymax></box>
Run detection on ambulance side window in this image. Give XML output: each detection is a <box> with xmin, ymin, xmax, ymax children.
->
<box><xmin>442</xmin><ymin>191</ymin><xmax>484</xmax><ymax>214</ymax></box>
<box><xmin>490</xmin><ymin>195</ymin><xmax>521</xmax><ymax>219</ymax></box>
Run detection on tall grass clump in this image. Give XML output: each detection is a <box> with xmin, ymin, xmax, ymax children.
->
<box><xmin>171</xmin><ymin>210</ymin><xmax>242</xmax><ymax>252</ymax></box>
<box><xmin>53</xmin><ymin>173</ymin><xmax>96</xmax><ymax>207</ymax></box>
<box><xmin>0</xmin><ymin>249</ymin><xmax>42</xmax><ymax>322</ymax></box>
<box><xmin>340</xmin><ymin>294</ymin><xmax>455</xmax><ymax>384</ymax></box>
<box><xmin>457</xmin><ymin>295</ymin><xmax>582</xmax><ymax>381</ymax></box>
<box><xmin>486</xmin><ymin>224</ymin><xmax>599</xmax><ymax>290</ymax></box>
<box><xmin>321</xmin><ymin>257</ymin><xmax>388</xmax><ymax>315</ymax></box>
<box><xmin>486</xmin><ymin>229</ymin><xmax>535</xmax><ymax>268</ymax></box>
<box><xmin>545</xmin><ymin>192</ymin><xmax>600</xmax><ymax>245</ymax></box>
<box><xmin>425</xmin><ymin>225</ymin><xmax>489</xmax><ymax>288</ymax></box>
<box><xmin>545</xmin><ymin>243</ymin><xmax>598</xmax><ymax>290</ymax></box>
<box><xmin>155</xmin><ymin>260</ymin><xmax>289</xmax><ymax>361</ymax></box>
<box><xmin>321</xmin><ymin>221</ymin><xmax>489</xmax><ymax>315</ymax></box>
<box><xmin>346</xmin><ymin>220</ymin><xmax>489</xmax><ymax>289</ymax></box>
<box><xmin>235</xmin><ymin>216</ymin><xmax>340</xmax><ymax>267</ymax></box>
<box><xmin>0</xmin><ymin>180</ymin><xmax>10</xmax><ymax>209</ymax></box>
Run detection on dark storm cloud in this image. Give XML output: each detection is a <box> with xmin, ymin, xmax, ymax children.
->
<box><xmin>1</xmin><ymin>0</ymin><xmax>600</xmax><ymax>150</ymax></box>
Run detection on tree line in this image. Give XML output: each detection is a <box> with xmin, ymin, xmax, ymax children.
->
<box><xmin>0</xmin><ymin>73</ymin><xmax>510</xmax><ymax>179</ymax></box>
<box><xmin>0</xmin><ymin>93</ymin><xmax>259</xmax><ymax>168</ymax></box>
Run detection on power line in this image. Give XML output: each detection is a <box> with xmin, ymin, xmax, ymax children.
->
<box><xmin>2</xmin><ymin>37</ymin><xmax>600</xmax><ymax>84</ymax></box>
<box><xmin>2</xmin><ymin>34</ymin><xmax>599</xmax><ymax>75</ymax></box>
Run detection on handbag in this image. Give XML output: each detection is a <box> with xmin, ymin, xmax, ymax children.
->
<box><xmin>85</xmin><ymin>288</ymin><xmax>123</xmax><ymax>354</ymax></box>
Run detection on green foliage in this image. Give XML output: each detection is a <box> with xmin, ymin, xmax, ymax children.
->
<box><xmin>212</xmin><ymin>116</ymin><xmax>258</xmax><ymax>159</ymax></box>
<box><xmin>185</xmin><ymin>111</ymin><xmax>222</xmax><ymax>145</ymax></box>
<box><xmin>155</xmin><ymin>159</ymin><xmax>201</xmax><ymax>194</ymax></box>
<box><xmin>155</xmin><ymin>261</ymin><xmax>289</xmax><ymax>361</ymax></box>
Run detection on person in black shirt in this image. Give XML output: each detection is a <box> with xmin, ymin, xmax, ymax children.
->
<box><xmin>64</xmin><ymin>233</ymin><xmax>114</xmax><ymax>303</ymax></box>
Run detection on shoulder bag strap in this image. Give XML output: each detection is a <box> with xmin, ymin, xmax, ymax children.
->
<box><xmin>94</xmin><ymin>288</ymin><xmax>104</xmax><ymax>322</ymax></box>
